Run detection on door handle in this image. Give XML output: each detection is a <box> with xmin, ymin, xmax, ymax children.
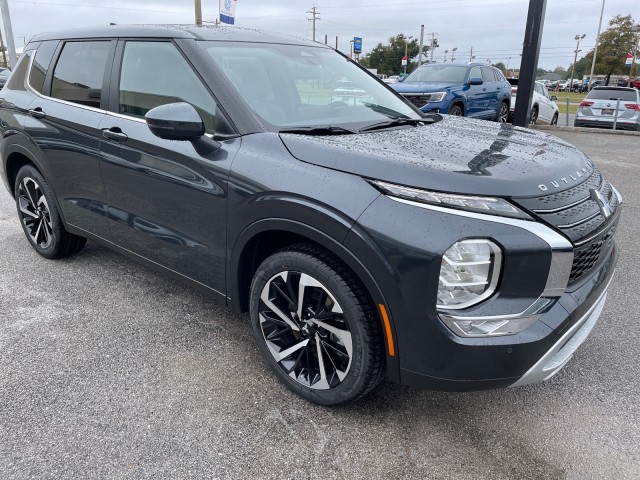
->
<box><xmin>102</xmin><ymin>127</ymin><xmax>128</xmax><ymax>142</ymax></box>
<box><xmin>28</xmin><ymin>107</ymin><xmax>46</xmax><ymax>119</ymax></box>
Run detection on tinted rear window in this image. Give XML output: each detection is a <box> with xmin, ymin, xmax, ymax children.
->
<box><xmin>51</xmin><ymin>41</ymin><xmax>111</xmax><ymax>108</ymax></box>
<box><xmin>29</xmin><ymin>40</ymin><xmax>58</xmax><ymax>93</ymax></box>
<box><xmin>586</xmin><ymin>89</ymin><xmax>637</xmax><ymax>102</ymax></box>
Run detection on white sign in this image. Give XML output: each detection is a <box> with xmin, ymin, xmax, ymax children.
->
<box><xmin>220</xmin><ymin>0</ymin><xmax>238</xmax><ymax>25</ymax></box>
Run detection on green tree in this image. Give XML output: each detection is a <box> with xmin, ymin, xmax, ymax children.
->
<box><xmin>361</xmin><ymin>34</ymin><xmax>432</xmax><ymax>75</ymax></box>
<box><xmin>492</xmin><ymin>62</ymin><xmax>506</xmax><ymax>72</ymax></box>
<box><xmin>591</xmin><ymin>14</ymin><xmax>636</xmax><ymax>83</ymax></box>
<box><xmin>566</xmin><ymin>52</ymin><xmax>593</xmax><ymax>80</ymax></box>
<box><xmin>553</xmin><ymin>66</ymin><xmax>567</xmax><ymax>76</ymax></box>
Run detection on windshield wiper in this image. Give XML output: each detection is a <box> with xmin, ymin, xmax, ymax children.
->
<box><xmin>359</xmin><ymin>118</ymin><xmax>425</xmax><ymax>132</ymax></box>
<box><xmin>362</xmin><ymin>103</ymin><xmax>411</xmax><ymax>119</ymax></box>
<box><xmin>278</xmin><ymin>125</ymin><xmax>356</xmax><ymax>135</ymax></box>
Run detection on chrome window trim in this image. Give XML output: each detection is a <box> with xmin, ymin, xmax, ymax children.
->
<box><xmin>388</xmin><ymin>196</ymin><xmax>573</xmax><ymax>298</ymax></box>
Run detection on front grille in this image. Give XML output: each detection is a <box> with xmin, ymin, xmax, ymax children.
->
<box><xmin>401</xmin><ymin>94</ymin><xmax>429</xmax><ymax>108</ymax></box>
<box><xmin>514</xmin><ymin>167</ymin><xmax>620</xmax><ymax>284</ymax></box>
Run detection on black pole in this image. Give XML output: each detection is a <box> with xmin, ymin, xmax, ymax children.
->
<box><xmin>513</xmin><ymin>0</ymin><xmax>548</xmax><ymax>127</ymax></box>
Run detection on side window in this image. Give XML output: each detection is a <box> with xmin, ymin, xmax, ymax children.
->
<box><xmin>29</xmin><ymin>40</ymin><xmax>57</xmax><ymax>93</ymax></box>
<box><xmin>469</xmin><ymin>67</ymin><xmax>481</xmax><ymax>81</ymax></box>
<box><xmin>118</xmin><ymin>41</ymin><xmax>216</xmax><ymax>134</ymax></box>
<box><xmin>5</xmin><ymin>50</ymin><xmax>33</xmax><ymax>91</ymax></box>
<box><xmin>535</xmin><ymin>84</ymin><xmax>544</xmax><ymax>96</ymax></box>
<box><xmin>481</xmin><ymin>67</ymin><xmax>495</xmax><ymax>82</ymax></box>
<box><xmin>51</xmin><ymin>41</ymin><xmax>111</xmax><ymax>108</ymax></box>
<box><xmin>494</xmin><ymin>69</ymin><xmax>505</xmax><ymax>82</ymax></box>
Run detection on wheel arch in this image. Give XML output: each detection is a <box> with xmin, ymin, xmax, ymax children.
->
<box><xmin>229</xmin><ymin>218</ymin><xmax>401</xmax><ymax>382</ymax></box>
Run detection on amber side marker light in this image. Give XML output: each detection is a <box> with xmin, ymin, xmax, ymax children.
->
<box><xmin>378</xmin><ymin>304</ymin><xmax>395</xmax><ymax>357</ymax></box>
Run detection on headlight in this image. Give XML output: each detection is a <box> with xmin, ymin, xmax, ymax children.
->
<box><xmin>424</xmin><ymin>91</ymin><xmax>447</xmax><ymax>103</ymax></box>
<box><xmin>437</xmin><ymin>239</ymin><xmax>502</xmax><ymax>310</ymax></box>
<box><xmin>370</xmin><ymin>180</ymin><xmax>531</xmax><ymax>220</ymax></box>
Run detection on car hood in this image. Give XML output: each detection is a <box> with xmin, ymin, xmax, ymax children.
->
<box><xmin>391</xmin><ymin>82</ymin><xmax>462</xmax><ymax>93</ymax></box>
<box><xmin>279</xmin><ymin>116</ymin><xmax>592</xmax><ymax>198</ymax></box>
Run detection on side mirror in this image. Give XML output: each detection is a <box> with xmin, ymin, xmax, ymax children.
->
<box><xmin>146</xmin><ymin>102</ymin><xmax>205</xmax><ymax>141</ymax></box>
<box><xmin>550</xmin><ymin>95</ymin><xmax>558</xmax><ymax>101</ymax></box>
<box><xmin>468</xmin><ymin>77</ymin><xmax>483</xmax><ymax>86</ymax></box>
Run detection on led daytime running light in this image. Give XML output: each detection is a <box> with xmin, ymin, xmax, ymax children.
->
<box><xmin>371</xmin><ymin>180</ymin><xmax>531</xmax><ymax>220</ymax></box>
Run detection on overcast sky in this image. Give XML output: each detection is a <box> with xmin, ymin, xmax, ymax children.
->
<box><xmin>3</xmin><ymin>0</ymin><xmax>638</xmax><ymax>70</ymax></box>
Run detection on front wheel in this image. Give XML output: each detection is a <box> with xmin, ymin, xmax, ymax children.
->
<box><xmin>551</xmin><ymin>113</ymin><xmax>558</xmax><ymax>125</ymax></box>
<box><xmin>249</xmin><ymin>244</ymin><xmax>385</xmax><ymax>406</ymax></box>
<box><xmin>448</xmin><ymin>104</ymin><xmax>463</xmax><ymax>116</ymax></box>
<box><xmin>15</xmin><ymin>165</ymin><xmax>86</xmax><ymax>259</ymax></box>
<box><xmin>529</xmin><ymin>107</ymin><xmax>539</xmax><ymax>125</ymax></box>
<box><xmin>495</xmin><ymin>102</ymin><xmax>509</xmax><ymax>123</ymax></box>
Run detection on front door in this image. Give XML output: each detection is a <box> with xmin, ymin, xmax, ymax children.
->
<box><xmin>100</xmin><ymin>40</ymin><xmax>239</xmax><ymax>294</ymax></box>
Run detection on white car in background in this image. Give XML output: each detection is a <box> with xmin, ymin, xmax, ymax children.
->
<box><xmin>508</xmin><ymin>79</ymin><xmax>559</xmax><ymax>125</ymax></box>
<box><xmin>383</xmin><ymin>75</ymin><xmax>400</xmax><ymax>84</ymax></box>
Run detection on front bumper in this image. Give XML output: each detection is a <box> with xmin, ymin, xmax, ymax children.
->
<box><xmin>350</xmin><ymin>193</ymin><xmax>619</xmax><ymax>391</ymax></box>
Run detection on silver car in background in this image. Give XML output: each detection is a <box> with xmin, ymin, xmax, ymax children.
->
<box><xmin>508</xmin><ymin>79</ymin><xmax>559</xmax><ymax>125</ymax></box>
<box><xmin>575</xmin><ymin>86</ymin><xmax>640</xmax><ymax>131</ymax></box>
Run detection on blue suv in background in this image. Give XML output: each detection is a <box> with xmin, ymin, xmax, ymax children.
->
<box><xmin>391</xmin><ymin>63</ymin><xmax>511</xmax><ymax>122</ymax></box>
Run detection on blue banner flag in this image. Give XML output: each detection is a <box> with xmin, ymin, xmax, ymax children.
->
<box><xmin>220</xmin><ymin>0</ymin><xmax>238</xmax><ymax>25</ymax></box>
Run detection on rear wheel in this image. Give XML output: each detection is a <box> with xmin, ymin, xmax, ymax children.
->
<box><xmin>15</xmin><ymin>165</ymin><xmax>86</xmax><ymax>259</ymax></box>
<box><xmin>249</xmin><ymin>244</ymin><xmax>385</xmax><ymax>406</ymax></box>
<box><xmin>448</xmin><ymin>104</ymin><xmax>463</xmax><ymax>116</ymax></box>
<box><xmin>495</xmin><ymin>101</ymin><xmax>509</xmax><ymax>123</ymax></box>
<box><xmin>551</xmin><ymin>113</ymin><xmax>558</xmax><ymax>125</ymax></box>
<box><xmin>529</xmin><ymin>107</ymin><xmax>539</xmax><ymax>125</ymax></box>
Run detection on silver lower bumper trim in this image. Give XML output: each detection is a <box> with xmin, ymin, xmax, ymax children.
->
<box><xmin>510</xmin><ymin>283</ymin><xmax>610</xmax><ymax>388</ymax></box>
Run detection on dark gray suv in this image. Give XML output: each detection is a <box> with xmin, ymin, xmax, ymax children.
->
<box><xmin>0</xmin><ymin>26</ymin><xmax>621</xmax><ymax>405</ymax></box>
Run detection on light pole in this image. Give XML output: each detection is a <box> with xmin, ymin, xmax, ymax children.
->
<box><xmin>468</xmin><ymin>45</ymin><xmax>473</xmax><ymax>62</ymax></box>
<box><xmin>569</xmin><ymin>34</ymin><xmax>586</xmax><ymax>93</ymax></box>
<box><xmin>628</xmin><ymin>25</ymin><xmax>639</xmax><ymax>87</ymax></box>
<box><xmin>444</xmin><ymin>49</ymin><xmax>448</xmax><ymax>62</ymax></box>
<box><xmin>404</xmin><ymin>35</ymin><xmax>413</xmax><ymax>74</ymax></box>
<box><xmin>588</xmin><ymin>0</ymin><xmax>606</xmax><ymax>92</ymax></box>
<box><xmin>450</xmin><ymin>47</ymin><xmax>458</xmax><ymax>63</ymax></box>
<box><xmin>506</xmin><ymin>56</ymin><xmax>512</xmax><ymax>76</ymax></box>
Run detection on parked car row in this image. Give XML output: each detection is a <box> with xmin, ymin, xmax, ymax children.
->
<box><xmin>508</xmin><ymin>79</ymin><xmax>559</xmax><ymax>125</ymax></box>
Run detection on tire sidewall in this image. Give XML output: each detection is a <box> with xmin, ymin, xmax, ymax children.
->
<box><xmin>449</xmin><ymin>104</ymin><xmax>463</xmax><ymax>116</ymax></box>
<box><xmin>15</xmin><ymin>166</ymin><xmax>64</xmax><ymax>258</ymax></box>
<box><xmin>249</xmin><ymin>250</ymin><xmax>374</xmax><ymax>405</ymax></box>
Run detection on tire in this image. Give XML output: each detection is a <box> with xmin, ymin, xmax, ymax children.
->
<box><xmin>495</xmin><ymin>101</ymin><xmax>509</xmax><ymax>123</ymax></box>
<box><xmin>448</xmin><ymin>104</ymin><xmax>463</xmax><ymax>116</ymax></box>
<box><xmin>249</xmin><ymin>244</ymin><xmax>385</xmax><ymax>406</ymax></box>
<box><xmin>551</xmin><ymin>113</ymin><xmax>558</xmax><ymax>125</ymax></box>
<box><xmin>15</xmin><ymin>165</ymin><xmax>86</xmax><ymax>259</ymax></box>
<box><xmin>529</xmin><ymin>107</ymin><xmax>538</xmax><ymax>125</ymax></box>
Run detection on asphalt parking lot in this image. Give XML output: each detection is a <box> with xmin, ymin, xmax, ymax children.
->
<box><xmin>1</xmin><ymin>130</ymin><xmax>639</xmax><ymax>479</ymax></box>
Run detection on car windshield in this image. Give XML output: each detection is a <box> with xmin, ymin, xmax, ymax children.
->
<box><xmin>403</xmin><ymin>65</ymin><xmax>468</xmax><ymax>83</ymax></box>
<box><xmin>204</xmin><ymin>41</ymin><xmax>421</xmax><ymax>129</ymax></box>
<box><xmin>586</xmin><ymin>89</ymin><xmax>637</xmax><ymax>102</ymax></box>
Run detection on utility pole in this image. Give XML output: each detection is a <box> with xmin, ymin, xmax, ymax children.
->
<box><xmin>0</xmin><ymin>26</ymin><xmax>7</xmax><ymax>68</ymax></box>
<box><xmin>569</xmin><ymin>34</ymin><xmax>586</xmax><ymax>93</ymax></box>
<box><xmin>0</xmin><ymin>0</ymin><xmax>17</xmax><ymax>68</ymax></box>
<box><xmin>194</xmin><ymin>0</ymin><xmax>202</xmax><ymax>26</ymax></box>
<box><xmin>588</xmin><ymin>0</ymin><xmax>606</xmax><ymax>92</ymax></box>
<box><xmin>307</xmin><ymin>6</ymin><xmax>320</xmax><ymax>42</ymax></box>
<box><xmin>418</xmin><ymin>25</ymin><xmax>424</xmax><ymax>66</ymax></box>
<box><xmin>444</xmin><ymin>50</ymin><xmax>448</xmax><ymax>63</ymax></box>
<box><xmin>469</xmin><ymin>46</ymin><xmax>473</xmax><ymax>62</ymax></box>
<box><xmin>451</xmin><ymin>47</ymin><xmax>458</xmax><ymax>63</ymax></box>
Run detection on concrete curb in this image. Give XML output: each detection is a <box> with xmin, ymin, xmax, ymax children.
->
<box><xmin>531</xmin><ymin>124</ymin><xmax>640</xmax><ymax>136</ymax></box>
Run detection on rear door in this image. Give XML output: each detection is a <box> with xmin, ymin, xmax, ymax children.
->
<box><xmin>480</xmin><ymin>66</ymin><xmax>499</xmax><ymax>118</ymax></box>
<box><xmin>23</xmin><ymin>39</ymin><xmax>115</xmax><ymax>239</ymax></box>
<box><xmin>99</xmin><ymin>39</ymin><xmax>239</xmax><ymax>294</ymax></box>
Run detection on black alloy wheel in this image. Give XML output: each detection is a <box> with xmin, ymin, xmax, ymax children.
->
<box><xmin>15</xmin><ymin>165</ymin><xmax>86</xmax><ymax>259</ymax></box>
<box><xmin>496</xmin><ymin>102</ymin><xmax>509</xmax><ymax>123</ymax></box>
<box><xmin>250</xmin><ymin>244</ymin><xmax>384</xmax><ymax>405</ymax></box>
<box><xmin>448</xmin><ymin>104</ymin><xmax>463</xmax><ymax>116</ymax></box>
<box><xmin>529</xmin><ymin>107</ymin><xmax>538</xmax><ymax>125</ymax></box>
